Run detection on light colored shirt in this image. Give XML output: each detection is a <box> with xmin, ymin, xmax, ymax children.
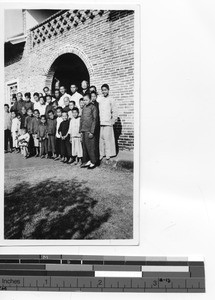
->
<box><xmin>18</xmin><ymin>132</ymin><xmax>30</xmax><ymax>144</ymax></box>
<box><xmin>58</xmin><ymin>93</ymin><xmax>72</xmax><ymax>108</ymax></box>
<box><xmin>33</xmin><ymin>101</ymin><xmax>41</xmax><ymax>112</ymax></box>
<box><xmin>70</xmin><ymin>91</ymin><xmax>82</xmax><ymax>108</ymax></box>
<box><xmin>56</xmin><ymin>116</ymin><xmax>63</xmax><ymax>138</ymax></box>
<box><xmin>4</xmin><ymin>111</ymin><xmax>11</xmax><ymax>130</ymax></box>
<box><xmin>98</xmin><ymin>95</ymin><xmax>118</xmax><ymax>126</ymax></box>
<box><xmin>37</xmin><ymin>103</ymin><xmax>47</xmax><ymax>116</ymax></box>
<box><xmin>68</xmin><ymin>117</ymin><xmax>81</xmax><ymax>138</ymax></box>
<box><xmin>11</xmin><ymin>117</ymin><xmax>21</xmax><ymax>134</ymax></box>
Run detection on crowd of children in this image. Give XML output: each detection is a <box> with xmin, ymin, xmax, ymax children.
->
<box><xmin>4</xmin><ymin>81</ymin><xmax>118</xmax><ymax>169</ymax></box>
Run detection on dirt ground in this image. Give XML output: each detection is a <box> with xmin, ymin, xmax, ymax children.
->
<box><xmin>4</xmin><ymin>152</ymin><xmax>133</xmax><ymax>240</ymax></box>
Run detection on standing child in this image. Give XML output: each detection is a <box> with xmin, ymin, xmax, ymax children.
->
<box><xmin>20</xmin><ymin>106</ymin><xmax>27</xmax><ymax>129</ymax></box>
<box><xmin>31</xmin><ymin>109</ymin><xmax>40</xmax><ymax>157</ymax></box>
<box><xmin>17</xmin><ymin>128</ymin><xmax>30</xmax><ymax>158</ymax></box>
<box><xmin>25</xmin><ymin>108</ymin><xmax>34</xmax><ymax>156</ymax></box>
<box><xmin>68</xmin><ymin>100</ymin><xmax>76</xmax><ymax>119</ymax></box>
<box><xmin>68</xmin><ymin>107</ymin><xmax>83</xmax><ymax>165</ymax></box>
<box><xmin>80</xmin><ymin>93</ymin><xmax>98</xmax><ymax>169</ymax></box>
<box><xmin>37</xmin><ymin>115</ymin><xmax>48</xmax><ymax>158</ymax></box>
<box><xmin>54</xmin><ymin>107</ymin><xmax>63</xmax><ymax>161</ymax></box>
<box><xmin>4</xmin><ymin>104</ymin><xmax>12</xmax><ymax>153</ymax></box>
<box><xmin>11</xmin><ymin>111</ymin><xmax>21</xmax><ymax>152</ymax></box>
<box><xmin>58</xmin><ymin>111</ymin><xmax>72</xmax><ymax>163</ymax></box>
<box><xmin>33</xmin><ymin>92</ymin><xmax>40</xmax><ymax>111</ymax></box>
<box><xmin>79</xmin><ymin>98</ymin><xmax>85</xmax><ymax>116</ymax></box>
<box><xmin>47</xmin><ymin>110</ymin><xmax>57</xmax><ymax>158</ymax></box>
<box><xmin>24</xmin><ymin>92</ymin><xmax>34</xmax><ymax>111</ymax></box>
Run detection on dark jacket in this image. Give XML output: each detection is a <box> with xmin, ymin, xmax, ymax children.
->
<box><xmin>80</xmin><ymin>102</ymin><xmax>98</xmax><ymax>134</ymax></box>
<box><xmin>58</xmin><ymin>119</ymin><xmax>70</xmax><ymax>136</ymax></box>
<box><xmin>31</xmin><ymin>117</ymin><xmax>40</xmax><ymax>134</ymax></box>
<box><xmin>63</xmin><ymin>105</ymin><xmax>70</xmax><ymax>113</ymax></box>
<box><xmin>25</xmin><ymin>115</ymin><xmax>34</xmax><ymax>134</ymax></box>
<box><xmin>47</xmin><ymin>119</ymin><xmax>57</xmax><ymax>135</ymax></box>
<box><xmin>20</xmin><ymin>113</ymin><xmax>27</xmax><ymax>129</ymax></box>
<box><xmin>37</xmin><ymin>123</ymin><xmax>48</xmax><ymax>139</ymax></box>
<box><xmin>14</xmin><ymin>99</ymin><xmax>25</xmax><ymax>113</ymax></box>
<box><xmin>24</xmin><ymin>101</ymin><xmax>34</xmax><ymax>112</ymax></box>
<box><xmin>45</xmin><ymin>104</ymin><xmax>53</xmax><ymax>118</ymax></box>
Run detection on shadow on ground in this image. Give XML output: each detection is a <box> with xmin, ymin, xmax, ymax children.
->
<box><xmin>4</xmin><ymin>179</ymin><xmax>112</xmax><ymax>240</ymax></box>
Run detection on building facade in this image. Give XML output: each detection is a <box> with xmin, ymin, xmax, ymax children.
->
<box><xmin>5</xmin><ymin>9</ymin><xmax>135</xmax><ymax>150</ymax></box>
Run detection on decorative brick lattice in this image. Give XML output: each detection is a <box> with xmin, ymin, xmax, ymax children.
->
<box><xmin>31</xmin><ymin>10</ymin><xmax>105</xmax><ymax>47</ymax></box>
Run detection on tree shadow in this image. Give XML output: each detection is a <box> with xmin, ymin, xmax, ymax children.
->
<box><xmin>114</xmin><ymin>117</ymin><xmax>122</xmax><ymax>155</ymax></box>
<box><xmin>4</xmin><ymin>179</ymin><xmax>112</xmax><ymax>240</ymax></box>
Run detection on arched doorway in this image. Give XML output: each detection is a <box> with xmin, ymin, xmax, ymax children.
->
<box><xmin>49</xmin><ymin>53</ymin><xmax>90</xmax><ymax>94</ymax></box>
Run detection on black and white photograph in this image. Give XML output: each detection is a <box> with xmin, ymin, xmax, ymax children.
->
<box><xmin>2</xmin><ymin>6</ymin><xmax>139</xmax><ymax>244</ymax></box>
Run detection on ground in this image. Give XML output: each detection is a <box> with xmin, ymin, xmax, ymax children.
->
<box><xmin>4</xmin><ymin>152</ymin><xmax>133</xmax><ymax>240</ymax></box>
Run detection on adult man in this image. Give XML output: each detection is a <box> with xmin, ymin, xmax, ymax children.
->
<box><xmin>98</xmin><ymin>84</ymin><xmax>118</xmax><ymax>163</ymax></box>
<box><xmin>58</xmin><ymin>86</ymin><xmax>72</xmax><ymax>108</ymax></box>
<box><xmin>81</xmin><ymin>80</ymin><xmax>90</xmax><ymax>96</ymax></box>
<box><xmin>70</xmin><ymin>84</ymin><xmax>82</xmax><ymax>108</ymax></box>
<box><xmin>43</xmin><ymin>86</ymin><xmax>51</xmax><ymax>96</ymax></box>
<box><xmin>54</xmin><ymin>89</ymin><xmax>61</xmax><ymax>103</ymax></box>
<box><xmin>14</xmin><ymin>92</ymin><xmax>25</xmax><ymax>113</ymax></box>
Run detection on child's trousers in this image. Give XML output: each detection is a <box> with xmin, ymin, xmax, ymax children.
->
<box><xmin>40</xmin><ymin>139</ymin><xmax>48</xmax><ymax>156</ymax></box>
<box><xmin>55</xmin><ymin>137</ymin><xmax>61</xmax><ymax>156</ymax></box>
<box><xmin>48</xmin><ymin>134</ymin><xmax>56</xmax><ymax>154</ymax></box>
<box><xmin>82</xmin><ymin>132</ymin><xmax>98</xmax><ymax>165</ymax></box>
<box><xmin>60</xmin><ymin>137</ymin><xmax>71</xmax><ymax>158</ymax></box>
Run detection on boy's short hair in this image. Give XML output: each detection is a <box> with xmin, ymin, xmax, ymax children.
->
<box><xmin>33</xmin><ymin>92</ymin><xmax>39</xmax><ymax>97</ymax></box>
<box><xmin>56</xmin><ymin>106</ymin><xmax>63</xmax><ymax>112</ymax></box>
<box><xmin>46</xmin><ymin>95</ymin><xmax>52</xmax><ymax>100</ymax></box>
<box><xmin>90</xmin><ymin>85</ymin><xmax>97</xmax><ymax>91</ymax></box>
<box><xmin>69</xmin><ymin>100</ymin><xmax>76</xmax><ymax>106</ymax></box>
<box><xmin>101</xmin><ymin>84</ymin><xmax>110</xmax><ymax>90</ymax></box>
<box><xmin>62</xmin><ymin>111</ymin><xmax>68</xmax><ymax>115</ymax></box>
<box><xmin>79</xmin><ymin>97</ymin><xmax>84</xmax><ymax>102</ymax></box>
<box><xmin>11</xmin><ymin>110</ymin><xmax>17</xmax><ymax>116</ymax></box>
<box><xmin>4</xmin><ymin>104</ymin><xmax>9</xmax><ymax>108</ymax></box>
<box><xmin>43</xmin><ymin>86</ymin><xmax>49</xmax><ymax>92</ymax></box>
<box><xmin>71</xmin><ymin>83</ymin><xmax>77</xmax><ymax>88</ymax></box>
<box><xmin>72</xmin><ymin>107</ymin><xmax>79</xmax><ymax>114</ymax></box>
<box><xmin>84</xmin><ymin>92</ymin><xmax>91</xmax><ymax>100</ymax></box>
<box><xmin>24</xmin><ymin>92</ymin><xmax>31</xmax><ymax>98</ymax></box>
<box><xmin>33</xmin><ymin>109</ymin><xmax>39</xmax><ymax>114</ymax></box>
<box><xmin>39</xmin><ymin>96</ymin><xmax>45</xmax><ymax>101</ymax></box>
<box><xmin>27</xmin><ymin>108</ymin><xmax>33</xmax><ymax>112</ymax></box>
<box><xmin>40</xmin><ymin>115</ymin><xmax>46</xmax><ymax>120</ymax></box>
<box><xmin>91</xmin><ymin>91</ymin><xmax>97</xmax><ymax>96</ymax></box>
<box><xmin>12</xmin><ymin>95</ymin><xmax>17</xmax><ymax>100</ymax></box>
<box><xmin>48</xmin><ymin>110</ymin><xmax>54</xmax><ymax>115</ymax></box>
<box><xmin>17</xmin><ymin>92</ymin><xmax>23</xmax><ymax>97</ymax></box>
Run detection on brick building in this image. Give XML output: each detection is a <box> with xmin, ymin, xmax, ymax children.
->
<box><xmin>5</xmin><ymin>9</ymin><xmax>135</xmax><ymax>150</ymax></box>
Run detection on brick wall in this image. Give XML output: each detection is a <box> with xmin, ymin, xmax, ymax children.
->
<box><xmin>5</xmin><ymin>10</ymin><xmax>135</xmax><ymax>150</ymax></box>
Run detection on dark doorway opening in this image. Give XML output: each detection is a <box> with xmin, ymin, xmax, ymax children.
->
<box><xmin>51</xmin><ymin>53</ymin><xmax>90</xmax><ymax>94</ymax></box>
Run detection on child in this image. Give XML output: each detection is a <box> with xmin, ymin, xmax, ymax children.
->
<box><xmin>31</xmin><ymin>109</ymin><xmax>40</xmax><ymax>157</ymax></box>
<box><xmin>37</xmin><ymin>115</ymin><xmax>48</xmax><ymax>158</ymax></box>
<box><xmin>24</xmin><ymin>108</ymin><xmax>34</xmax><ymax>156</ymax></box>
<box><xmin>17</xmin><ymin>128</ymin><xmax>30</xmax><ymax>158</ymax></box>
<box><xmin>38</xmin><ymin>96</ymin><xmax>46</xmax><ymax>116</ymax></box>
<box><xmin>80</xmin><ymin>93</ymin><xmax>98</xmax><ymax>169</ymax></box>
<box><xmin>4</xmin><ymin>104</ymin><xmax>12</xmax><ymax>153</ymax></box>
<box><xmin>10</xmin><ymin>96</ymin><xmax>17</xmax><ymax>113</ymax></box>
<box><xmin>20</xmin><ymin>106</ymin><xmax>27</xmax><ymax>129</ymax></box>
<box><xmin>11</xmin><ymin>111</ymin><xmax>21</xmax><ymax>152</ymax></box>
<box><xmin>98</xmin><ymin>84</ymin><xmax>118</xmax><ymax>163</ymax></box>
<box><xmin>24</xmin><ymin>92</ymin><xmax>34</xmax><ymax>111</ymax></box>
<box><xmin>63</xmin><ymin>97</ymin><xmax>70</xmax><ymax>113</ymax></box>
<box><xmin>79</xmin><ymin>98</ymin><xmax>85</xmax><ymax>116</ymax></box>
<box><xmin>52</xmin><ymin>100</ymin><xmax>58</xmax><ymax>117</ymax></box>
<box><xmin>45</xmin><ymin>95</ymin><xmax>53</xmax><ymax>118</ymax></box>
<box><xmin>68</xmin><ymin>100</ymin><xmax>76</xmax><ymax>119</ymax></box>
<box><xmin>33</xmin><ymin>92</ymin><xmax>40</xmax><ymax>111</ymax></box>
<box><xmin>47</xmin><ymin>110</ymin><xmax>57</xmax><ymax>158</ymax></box>
<box><xmin>54</xmin><ymin>106</ymin><xmax>63</xmax><ymax>161</ymax></box>
<box><xmin>91</xmin><ymin>91</ymin><xmax>99</xmax><ymax>110</ymax></box>
<box><xmin>58</xmin><ymin>111</ymin><xmax>72</xmax><ymax>163</ymax></box>
<box><xmin>68</xmin><ymin>107</ymin><xmax>83</xmax><ymax>165</ymax></box>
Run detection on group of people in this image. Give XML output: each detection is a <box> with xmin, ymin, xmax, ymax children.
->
<box><xmin>4</xmin><ymin>80</ymin><xmax>118</xmax><ymax>169</ymax></box>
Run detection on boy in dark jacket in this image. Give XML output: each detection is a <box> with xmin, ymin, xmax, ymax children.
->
<box><xmin>37</xmin><ymin>115</ymin><xmax>48</xmax><ymax>158</ymax></box>
<box><xmin>31</xmin><ymin>109</ymin><xmax>40</xmax><ymax>157</ymax></box>
<box><xmin>47</xmin><ymin>110</ymin><xmax>57</xmax><ymax>158</ymax></box>
<box><xmin>80</xmin><ymin>93</ymin><xmax>98</xmax><ymax>169</ymax></box>
<box><xmin>58</xmin><ymin>111</ymin><xmax>72</xmax><ymax>164</ymax></box>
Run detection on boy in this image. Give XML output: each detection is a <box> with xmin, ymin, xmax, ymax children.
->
<box><xmin>98</xmin><ymin>84</ymin><xmax>118</xmax><ymax>163</ymax></box>
<box><xmin>24</xmin><ymin>92</ymin><xmax>34</xmax><ymax>111</ymax></box>
<box><xmin>54</xmin><ymin>106</ymin><xmax>63</xmax><ymax>161</ymax></box>
<box><xmin>31</xmin><ymin>109</ymin><xmax>40</xmax><ymax>157</ymax></box>
<box><xmin>45</xmin><ymin>95</ymin><xmax>53</xmax><ymax>118</ymax></box>
<box><xmin>33</xmin><ymin>92</ymin><xmax>40</xmax><ymax>111</ymax></box>
<box><xmin>37</xmin><ymin>115</ymin><xmax>48</xmax><ymax>158</ymax></box>
<box><xmin>25</xmin><ymin>108</ymin><xmax>34</xmax><ymax>156</ymax></box>
<box><xmin>80</xmin><ymin>93</ymin><xmax>98</xmax><ymax>169</ymax></box>
<box><xmin>17</xmin><ymin>128</ymin><xmax>30</xmax><ymax>158</ymax></box>
<box><xmin>68</xmin><ymin>107</ymin><xmax>83</xmax><ymax>165</ymax></box>
<box><xmin>91</xmin><ymin>91</ymin><xmax>99</xmax><ymax>110</ymax></box>
<box><xmin>68</xmin><ymin>100</ymin><xmax>76</xmax><ymax>119</ymax></box>
<box><xmin>62</xmin><ymin>97</ymin><xmax>70</xmax><ymax>113</ymax></box>
<box><xmin>4</xmin><ymin>104</ymin><xmax>12</xmax><ymax>153</ymax></box>
<box><xmin>79</xmin><ymin>98</ymin><xmax>85</xmax><ymax>116</ymax></box>
<box><xmin>20</xmin><ymin>106</ymin><xmax>27</xmax><ymax>129</ymax></box>
<box><xmin>58</xmin><ymin>111</ymin><xmax>72</xmax><ymax>163</ymax></box>
<box><xmin>47</xmin><ymin>110</ymin><xmax>57</xmax><ymax>158</ymax></box>
<box><xmin>11</xmin><ymin>111</ymin><xmax>21</xmax><ymax>152</ymax></box>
